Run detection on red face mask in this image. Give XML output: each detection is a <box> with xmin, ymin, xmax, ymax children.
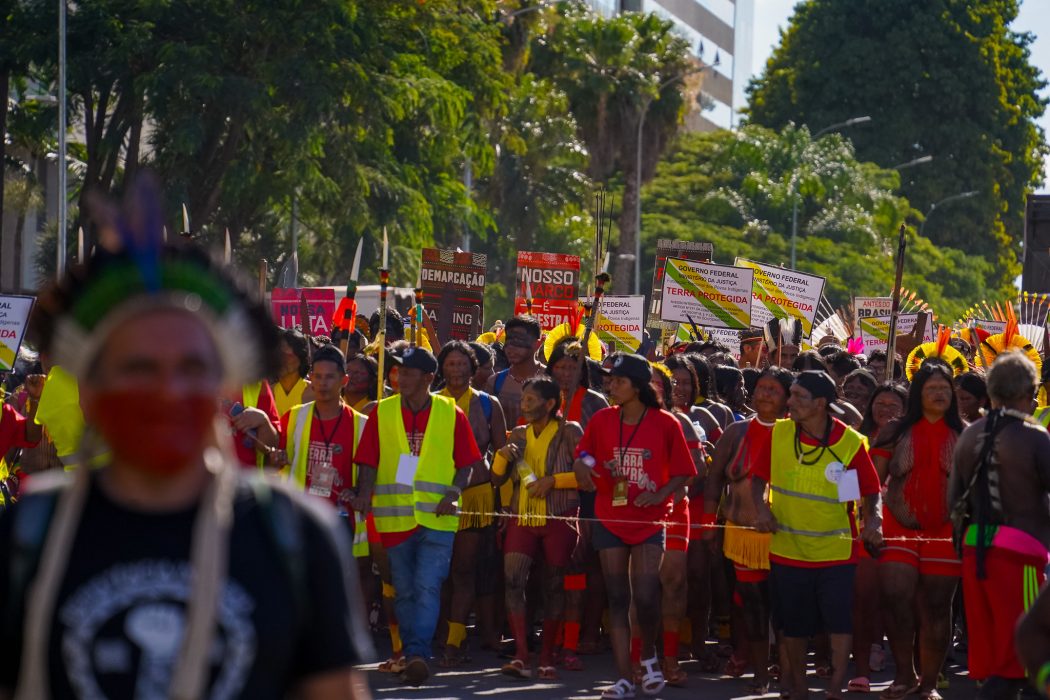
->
<box><xmin>91</xmin><ymin>389</ymin><xmax>217</xmax><ymax>476</ymax></box>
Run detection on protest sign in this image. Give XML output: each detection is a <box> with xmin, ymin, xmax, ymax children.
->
<box><xmin>673</xmin><ymin>324</ymin><xmax>743</xmax><ymax>359</ymax></box>
<box><xmin>0</xmin><ymin>295</ymin><xmax>34</xmax><ymax>372</ymax></box>
<box><xmin>272</xmin><ymin>288</ymin><xmax>336</xmax><ymax>336</ymax></box>
<box><xmin>581</xmin><ymin>295</ymin><xmax>645</xmax><ymax>352</ymax></box>
<box><xmin>660</xmin><ymin>258</ymin><xmax>753</xmax><ymax>330</ymax></box>
<box><xmin>853</xmin><ymin>296</ymin><xmax>892</xmax><ymax>319</ymax></box>
<box><xmin>648</xmin><ymin>239</ymin><xmax>713</xmax><ymax>330</ymax></box>
<box><xmin>858</xmin><ymin>314</ymin><xmax>934</xmax><ymax>355</ymax></box>
<box><xmin>972</xmin><ymin>319</ymin><xmax>1008</xmax><ymax>336</ymax></box>
<box><xmin>735</xmin><ymin>258</ymin><xmax>825</xmax><ymax>337</ymax></box>
<box><xmin>514</xmin><ymin>252</ymin><xmax>581</xmax><ymax>331</ymax></box>
<box><xmin>420</xmin><ymin>248</ymin><xmax>487</xmax><ymax>340</ymax></box>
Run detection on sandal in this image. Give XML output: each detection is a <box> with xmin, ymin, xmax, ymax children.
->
<box><xmin>746</xmin><ymin>679</ymin><xmax>770</xmax><ymax>696</ymax></box>
<box><xmin>439</xmin><ymin>645</ymin><xmax>470</xmax><ymax>668</ymax></box>
<box><xmin>639</xmin><ymin>656</ymin><xmax>666</xmax><ymax>696</ymax></box>
<box><xmin>561</xmin><ymin>652</ymin><xmax>584</xmax><ymax>671</ymax></box>
<box><xmin>501</xmin><ymin>658</ymin><xmax>532</xmax><ymax>679</ymax></box>
<box><xmin>538</xmin><ymin>665</ymin><xmax>557</xmax><ymax>681</ymax></box>
<box><xmin>725</xmin><ymin>653</ymin><xmax>749</xmax><ymax>677</ymax></box>
<box><xmin>816</xmin><ymin>665</ymin><xmax>832</xmax><ymax>679</ymax></box>
<box><xmin>661</xmin><ymin>657</ymin><xmax>688</xmax><ymax>687</ymax></box>
<box><xmin>879</xmin><ymin>680</ymin><xmax>920</xmax><ymax>700</ymax></box>
<box><xmin>377</xmin><ymin>655</ymin><xmax>406</xmax><ymax>673</ymax></box>
<box><xmin>602</xmin><ymin>678</ymin><xmax>637</xmax><ymax>699</ymax></box>
<box><xmin>847</xmin><ymin>677</ymin><xmax>870</xmax><ymax>693</ymax></box>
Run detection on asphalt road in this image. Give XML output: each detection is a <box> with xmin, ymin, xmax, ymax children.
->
<box><xmin>360</xmin><ymin>639</ymin><xmax>980</xmax><ymax>700</ymax></box>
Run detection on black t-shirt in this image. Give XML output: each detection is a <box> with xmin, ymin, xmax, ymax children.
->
<box><xmin>0</xmin><ymin>472</ymin><xmax>373</xmax><ymax>698</ymax></box>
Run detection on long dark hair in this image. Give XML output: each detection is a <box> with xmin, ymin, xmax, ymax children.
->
<box><xmin>859</xmin><ymin>382</ymin><xmax>908</xmax><ymax>438</ymax></box>
<box><xmin>878</xmin><ymin>362</ymin><xmax>964</xmax><ymax>447</ymax></box>
<box><xmin>651</xmin><ymin>368</ymin><xmax>673</xmax><ymax>410</ymax></box>
<box><xmin>683</xmin><ymin>353</ymin><xmax>717</xmax><ymax>401</ymax></box>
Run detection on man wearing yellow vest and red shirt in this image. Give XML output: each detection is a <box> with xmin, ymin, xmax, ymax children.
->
<box><xmin>352</xmin><ymin>346</ymin><xmax>484</xmax><ymax>686</ymax></box>
<box><xmin>752</xmin><ymin>370</ymin><xmax>884</xmax><ymax>700</ymax></box>
<box><xmin>280</xmin><ymin>345</ymin><xmax>364</xmax><ymax>510</ymax></box>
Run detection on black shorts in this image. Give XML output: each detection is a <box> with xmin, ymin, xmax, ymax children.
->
<box><xmin>770</xmin><ymin>562</ymin><xmax>856</xmax><ymax>637</ymax></box>
<box><xmin>591</xmin><ymin>520</ymin><xmax>664</xmax><ymax>551</ymax></box>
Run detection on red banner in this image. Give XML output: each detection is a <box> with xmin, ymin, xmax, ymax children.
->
<box><xmin>271</xmin><ymin>288</ymin><xmax>336</xmax><ymax>336</ymax></box>
<box><xmin>514</xmin><ymin>252</ymin><xmax>581</xmax><ymax>331</ymax></box>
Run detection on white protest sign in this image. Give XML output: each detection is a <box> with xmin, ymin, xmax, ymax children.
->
<box><xmin>857</xmin><ymin>314</ymin><xmax>934</xmax><ymax>355</ymax></box>
<box><xmin>0</xmin><ymin>295</ymin><xmax>35</xmax><ymax>372</ymax></box>
<box><xmin>583</xmin><ymin>295</ymin><xmax>645</xmax><ymax>352</ymax></box>
<box><xmin>735</xmin><ymin>258</ymin><xmax>826</xmax><ymax>337</ymax></box>
<box><xmin>660</xmin><ymin>258</ymin><xmax>753</xmax><ymax>330</ymax></box>
<box><xmin>853</xmin><ymin>296</ymin><xmax>892</xmax><ymax>319</ymax></box>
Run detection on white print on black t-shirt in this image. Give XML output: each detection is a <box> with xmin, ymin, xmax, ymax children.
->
<box><xmin>613</xmin><ymin>448</ymin><xmax>657</xmax><ymax>493</ymax></box>
<box><xmin>59</xmin><ymin>559</ymin><xmax>256</xmax><ymax>699</ymax></box>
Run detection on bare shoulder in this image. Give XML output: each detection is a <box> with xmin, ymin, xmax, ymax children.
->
<box><xmin>562</xmin><ymin>420</ymin><xmax>584</xmax><ymax>440</ymax></box>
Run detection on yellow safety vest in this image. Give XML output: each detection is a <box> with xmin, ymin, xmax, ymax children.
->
<box><xmin>769</xmin><ymin>419</ymin><xmax>864</xmax><ymax>563</ymax></box>
<box><xmin>273</xmin><ymin>376</ymin><xmax>309</xmax><ymax>418</ymax></box>
<box><xmin>372</xmin><ymin>394</ymin><xmax>458</xmax><ymax>534</ymax></box>
<box><xmin>34</xmin><ymin>366</ymin><xmax>85</xmax><ymax>471</ymax></box>
<box><xmin>241</xmin><ymin>382</ymin><xmax>265</xmax><ymax>468</ymax></box>
<box><xmin>1035</xmin><ymin>406</ymin><xmax>1050</xmax><ymax>429</ymax></box>
<box><xmin>286</xmin><ymin>402</ymin><xmax>369</xmax><ymax>557</ymax></box>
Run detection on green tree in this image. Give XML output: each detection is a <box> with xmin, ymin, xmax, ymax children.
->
<box><xmin>641</xmin><ymin>126</ymin><xmax>994</xmax><ymax>322</ymax></box>
<box><xmin>532</xmin><ymin>5</ymin><xmax>695</xmax><ymax>294</ymax></box>
<box><xmin>745</xmin><ymin>0</ymin><xmax>1048</xmax><ymax>294</ymax></box>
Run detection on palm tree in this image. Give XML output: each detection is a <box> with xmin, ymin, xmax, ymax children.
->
<box><xmin>533</xmin><ymin>6</ymin><xmax>694</xmax><ymax>293</ymax></box>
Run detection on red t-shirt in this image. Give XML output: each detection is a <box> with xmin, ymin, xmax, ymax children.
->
<box><xmin>751</xmin><ymin>418</ymin><xmax>880</xmax><ymax>567</ymax></box>
<box><xmin>0</xmin><ymin>403</ymin><xmax>38</xmax><ymax>455</ymax></box>
<box><xmin>279</xmin><ymin>405</ymin><xmax>361</xmax><ymax>509</ymax></box>
<box><xmin>226</xmin><ymin>383</ymin><xmax>281</xmax><ymax>468</ymax></box>
<box><xmin>575</xmin><ymin>406</ymin><xmax>696</xmax><ymax>545</ymax></box>
<box><xmin>354</xmin><ymin>399</ymin><xmax>481</xmax><ymax>546</ymax></box>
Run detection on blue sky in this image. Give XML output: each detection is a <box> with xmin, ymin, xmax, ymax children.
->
<box><xmin>749</xmin><ymin>0</ymin><xmax>1050</xmax><ymax>193</ymax></box>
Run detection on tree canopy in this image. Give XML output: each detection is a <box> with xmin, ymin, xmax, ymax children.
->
<box><xmin>640</xmin><ymin>125</ymin><xmax>994</xmax><ymax>322</ymax></box>
<box><xmin>745</xmin><ymin>0</ymin><xmax>1048</xmax><ymax>295</ymax></box>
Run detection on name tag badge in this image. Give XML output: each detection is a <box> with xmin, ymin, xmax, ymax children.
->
<box><xmin>824</xmin><ymin>461</ymin><xmax>844</xmax><ymax>484</ymax></box>
<box><xmin>396</xmin><ymin>454</ymin><xmax>420</xmax><ymax>487</ymax></box>
<box><xmin>612</xmin><ymin>478</ymin><xmax>629</xmax><ymax>507</ymax></box>
<box><xmin>837</xmin><ymin>469</ymin><xmax>861</xmax><ymax>503</ymax></box>
<box><xmin>309</xmin><ymin>461</ymin><xmax>336</xmax><ymax>498</ymax></box>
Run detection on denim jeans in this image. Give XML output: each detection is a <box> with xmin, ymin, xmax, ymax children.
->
<box><xmin>387</xmin><ymin>526</ymin><xmax>455</xmax><ymax>659</ymax></box>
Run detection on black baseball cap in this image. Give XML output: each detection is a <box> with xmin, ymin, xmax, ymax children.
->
<box><xmin>601</xmin><ymin>352</ymin><xmax>652</xmax><ymax>385</ymax></box>
<box><xmin>794</xmin><ymin>370</ymin><xmax>845</xmax><ymax>415</ymax></box>
<box><xmin>392</xmin><ymin>346</ymin><xmax>438</xmax><ymax>374</ymax></box>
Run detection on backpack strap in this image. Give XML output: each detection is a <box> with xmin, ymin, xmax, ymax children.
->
<box><xmin>493</xmin><ymin>369</ymin><xmax>510</xmax><ymax>396</ymax></box>
<box><xmin>478</xmin><ymin>391</ymin><xmax>493</xmax><ymax>423</ymax></box>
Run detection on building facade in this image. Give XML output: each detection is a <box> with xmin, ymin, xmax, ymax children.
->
<box><xmin>589</xmin><ymin>0</ymin><xmax>754</xmax><ymax>131</ymax></box>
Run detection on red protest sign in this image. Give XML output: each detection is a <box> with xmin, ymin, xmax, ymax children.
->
<box><xmin>272</xmin><ymin>288</ymin><xmax>336</xmax><ymax>336</ymax></box>
<box><xmin>420</xmin><ymin>248</ymin><xmax>487</xmax><ymax>341</ymax></box>
<box><xmin>514</xmin><ymin>252</ymin><xmax>581</xmax><ymax>331</ymax></box>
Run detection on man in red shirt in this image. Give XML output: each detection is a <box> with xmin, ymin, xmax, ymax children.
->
<box><xmin>351</xmin><ymin>347</ymin><xmax>485</xmax><ymax>686</ymax></box>
<box><xmin>279</xmin><ymin>345</ymin><xmax>363</xmax><ymax>509</ymax></box>
<box><xmin>574</xmin><ymin>353</ymin><xmax>695</xmax><ymax>699</ymax></box>
<box><xmin>751</xmin><ymin>370</ymin><xmax>883</xmax><ymax>700</ymax></box>
<box><xmin>1</xmin><ymin>374</ymin><xmax>45</xmax><ymax>494</ymax></box>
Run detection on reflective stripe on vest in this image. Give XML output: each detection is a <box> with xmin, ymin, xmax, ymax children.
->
<box><xmin>242</xmin><ymin>382</ymin><xmax>265</xmax><ymax>468</ymax></box>
<box><xmin>374</xmin><ymin>394</ymin><xmax>459</xmax><ymax>533</ymax></box>
<box><xmin>1035</xmin><ymin>406</ymin><xmax>1050</xmax><ymax>429</ymax></box>
<box><xmin>768</xmin><ymin>418</ymin><xmax>864</xmax><ymax>563</ymax></box>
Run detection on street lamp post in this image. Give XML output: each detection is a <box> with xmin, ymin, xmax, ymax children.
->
<box><xmin>789</xmin><ymin>116</ymin><xmax>871</xmax><ymax>269</ymax></box>
<box><xmin>57</xmin><ymin>0</ymin><xmax>67</xmax><ymax>276</ymax></box>
<box><xmin>633</xmin><ymin>58</ymin><xmax>720</xmax><ymax>293</ymax></box>
<box><xmin>919</xmin><ymin>190</ymin><xmax>979</xmax><ymax>239</ymax></box>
